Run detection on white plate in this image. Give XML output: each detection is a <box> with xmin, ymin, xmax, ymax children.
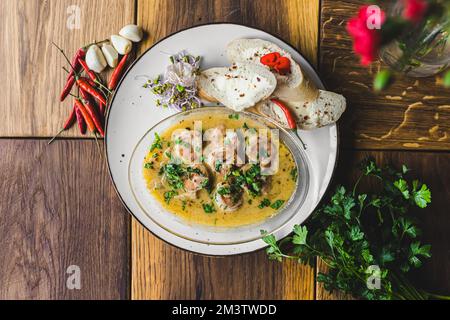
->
<box><xmin>105</xmin><ymin>23</ymin><xmax>338</xmax><ymax>256</ymax></box>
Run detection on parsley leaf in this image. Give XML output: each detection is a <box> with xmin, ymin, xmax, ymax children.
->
<box><xmin>394</xmin><ymin>179</ymin><xmax>410</xmax><ymax>199</ymax></box>
<box><xmin>292</xmin><ymin>225</ymin><xmax>308</xmax><ymax>245</ymax></box>
<box><xmin>412</xmin><ymin>182</ymin><xmax>431</xmax><ymax>208</ymax></box>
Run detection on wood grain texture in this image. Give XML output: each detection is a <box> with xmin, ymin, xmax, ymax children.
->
<box><xmin>132</xmin><ymin>217</ymin><xmax>314</xmax><ymax>300</ymax></box>
<box><xmin>316</xmin><ymin>149</ymin><xmax>450</xmax><ymax>299</ymax></box>
<box><xmin>0</xmin><ymin>140</ymin><xmax>130</xmax><ymax>299</ymax></box>
<box><xmin>0</xmin><ymin>0</ymin><xmax>135</xmax><ymax>138</ymax></box>
<box><xmin>320</xmin><ymin>0</ymin><xmax>450</xmax><ymax>151</ymax></box>
<box><xmin>132</xmin><ymin>0</ymin><xmax>319</xmax><ymax>300</ymax></box>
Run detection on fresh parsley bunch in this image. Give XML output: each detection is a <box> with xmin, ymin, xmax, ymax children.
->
<box><xmin>262</xmin><ymin>159</ymin><xmax>447</xmax><ymax>300</ymax></box>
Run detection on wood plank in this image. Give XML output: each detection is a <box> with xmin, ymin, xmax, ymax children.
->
<box><xmin>320</xmin><ymin>0</ymin><xmax>450</xmax><ymax>151</ymax></box>
<box><xmin>316</xmin><ymin>149</ymin><xmax>450</xmax><ymax>299</ymax></box>
<box><xmin>0</xmin><ymin>140</ymin><xmax>130</xmax><ymax>299</ymax></box>
<box><xmin>132</xmin><ymin>219</ymin><xmax>314</xmax><ymax>300</ymax></box>
<box><xmin>132</xmin><ymin>0</ymin><xmax>319</xmax><ymax>300</ymax></box>
<box><xmin>0</xmin><ymin>0</ymin><xmax>135</xmax><ymax>138</ymax></box>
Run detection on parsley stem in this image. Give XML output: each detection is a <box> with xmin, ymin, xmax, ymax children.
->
<box><xmin>352</xmin><ymin>173</ymin><xmax>363</xmax><ymax>196</ymax></box>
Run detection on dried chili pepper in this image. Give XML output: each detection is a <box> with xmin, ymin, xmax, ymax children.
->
<box><xmin>78</xmin><ymin>58</ymin><xmax>98</xmax><ymax>83</ymax></box>
<box><xmin>59</xmin><ymin>48</ymin><xmax>84</xmax><ymax>102</ymax></box>
<box><xmin>80</xmin><ymin>89</ymin><xmax>105</xmax><ymax>137</ymax></box>
<box><xmin>64</xmin><ymin>48</ymin><xmax>85</xmax><ymax>86</ymax></box>
<box><xmin>53</xmin><ymin>42</ymin><xmax>107</xmax><ymax>106</ymax></box>
<box><xmin>81</xmin><ymin>76</ymin><xmax>107</xmax><ymax>114</ymax></box>
<box><xmin>60</xmin><ymin>74</ymin><xmax>76</xmax><ymax>101</ymax></box>
<box><xmin>74</xmin><ymin>98</ymin><xmax>95</xmax><ymax>133</ymax></box>
<box><xmin>48</xmin><ymin>106</ymin><xmax>77</xmax><ymax>144</ymax></box>
<box><xmin>75</xmin><ymin>103</ymin><xmax>87</xmax><ymax>135</ymax></box>
<box><xmin>77</xmin><ymin>77</ymin><xmax>107</xmax><ymax>105</ymax></box>
<box><xmin>108</xmin><ymin>53</ymin><xmax>129</xmax><ymax>90</ymax></box>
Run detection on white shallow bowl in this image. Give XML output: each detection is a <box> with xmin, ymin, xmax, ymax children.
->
<box><xmin>105</xmin><ymin>23</ymin><xmax>338</xmax><ymax>255</ymax></box>
<box><xmin>128</xmin><ymin>107</ymin><xmax>312</xmax><ymax>245</ymax></box>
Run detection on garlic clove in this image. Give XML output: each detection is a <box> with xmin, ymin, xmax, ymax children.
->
<box><xmin>85</xmin><ymin>44</ymin><xmax>107</xmax><ymax>73</ymax></box>
<box><xmin>119</xmin><ymin>24</ymin><xmax>143</xmax><ymax>43</ymax></box>
<box><xmin>111</xmin><ymin>35</ymin><xmax>132</xmax><ymax>55</ymax></box>
<box><xmin>101</xmin><ymin>44</ymin><xmax>119</xmax><ymax>68</ymax></box>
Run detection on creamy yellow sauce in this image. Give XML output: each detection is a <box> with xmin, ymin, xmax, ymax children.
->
<box><xmin>143</xmin><ymin>113</ymin><xmax>298</xmax><ymax>227</ymax></box>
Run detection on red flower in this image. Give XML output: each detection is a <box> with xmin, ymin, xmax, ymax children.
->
<box><xmin>347</xmin><ymin>5</ymin><xmax>386</xmax><ymax>66</ymax></box>
<box><xmin>403</xmin><ymin>0</ymin><xmax>429</xmax><ymax>23</ymax></box>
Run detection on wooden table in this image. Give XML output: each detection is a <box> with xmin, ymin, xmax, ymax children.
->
<box><xmin>0</xmin><ymin>0</ymin><xmax>448</xmax><ymax>300</ymax></box>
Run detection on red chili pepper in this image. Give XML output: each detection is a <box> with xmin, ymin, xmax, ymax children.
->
<box><xmin>108</xmin><ymin>54</ymin><xmax>129</xmax><ymax>90</ymax></box>
<box><xmin>78</xmin><ymin>58</ymin><xmax>98</xmax><ymax>82</ymax></box>
<box><xmin>274</xmin><ymin>57</ymin><xmax>291</xmax><ymax>75</ymax></box>
<box><xmin>99</xmin><ymin>103</ymin><xmax>106</xmax><ymax>115</ymax></box>
<box><xmin>75</xmin><ymin>104</ymin><xmax>87</xmax><ymax>135</ymax></box>
<box><xmin>67</xmin><ymin>48</ymin><xmax>85</xmax><ymax>80</ymax></box>
<box><xmin>271</xmin><ymin>99</ymin><xmax>307</xmax><ymax>149</ymax></box>
<box><xmin>82</xmin><ymin>76</ymin><xmax>107</xmax><ymax>112</ymax></box>
<box><xmin>60</xmin><ymin>75</ymin><xmax>76</xmax><ymax>101</ymax></box>
<box><xmin>53</xmin><ymin>42</ymin><xmax>106</xmax><ymax>105</ymax></box>
<box><xmin>74</xmin><ymin>98</ymin><xmax>95</xmax><ymax>133</ymax></box>
<box><xmin>77</xmin><ymin>78</ymin><xmax>107</xmax><ymax>105</ymax></box>
<box><xmin>48</xmin><ymin>106</ymin><xmax>77</xmax><ymax>144</ymax></box>
<box><xmin>260</xmin><ymin>52</ymin><xmax>281</xmax><ymax>68</ymax></box>
<box><xmin>270</xmin><ymin>99</ymin><xmax>297</xmax><ymax>130</ymax></box>
<box><xmin>59</xmin><ymin>49</ymin><xmax>83</xmax><ymax>102</ymax></box>
<box><xmin>80</xmin><ymin>89</ymin><xmax>105</xmax><ymax>137</ymax></box>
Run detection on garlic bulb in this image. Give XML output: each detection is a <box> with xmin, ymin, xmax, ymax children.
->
<box><xmin>119</xmin><ymin>24</ymin><xmax>143</xmax><ymax>42</ymax></box>
<box><xmin>85</xmin><ymin>45</ymin><xmax>107</xmax><ymax>73</ymax></box>
<box><xmin>111</xmin><ymin>35</ymin><xmax>132</xmax><ymax>55</ymax></box>
<box><xmin>101</xmin><ymin>44</ymin><xmax>119</xmax><ymax>68</ymax></box>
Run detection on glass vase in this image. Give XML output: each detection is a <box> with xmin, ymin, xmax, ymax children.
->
<box><xmin>380</xmin><ymin>2</ymin><xmax>450</xmax><ymax>77</ymax></box>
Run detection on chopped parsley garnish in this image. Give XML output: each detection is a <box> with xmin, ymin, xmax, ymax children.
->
<box><xmin>174</xmin><ymin>137</ymin><xmax>190</xmax><ymax>148</ymax></box>
<box><xmin>217</xmin><ymin>186</ymin><xmax>231</xmax><ymax>196</ymax></box>
<box><xmin>144</xmin><ymin>162</ymin><xmax>154</xmax><ymax>169</ymax></box>
<box><xmin>270</xmin><ymin>200</ymin><xmax>285</xmax><ymax>210</ymax></box>
<box><xmin>203</xmin><ymin>203</ymin><xmax>216</xmax><ymax>214</ymax></box>
<box><xmin>290</xmin><ymin>168</ymin><xmax>298</xmax><ymax>181</ymax></box>
<box><xmin>225</xmin><ymin>164</ymin><xmax>264</xmax><ymax>198</ymax></box>
<box><xmin>258</xmin><ymin>198</ymin><xmax>271</xmax><ymax>209</ymax></box>
<box><xmin>150</xmin><ymin>132</ymin><xmax>163</xmax><ymax>152</ymax></box>
<box><xmin>159</xmin><ymin>163</ymin><xmax>186</xmax><ymax>190</ymax></box>
<box><xmin>228</xmin><ymin>113</ymin><xmax>240</xmax><ymax>120</ymax></box>
<box><xmin>215</xmin><ymin>161</ymin><xmax>223</xmax><ymax>172</ymax></box>
<box><xmin>164</xmin><ymin>191</ymin><xmax>177</xmax><ymax>204</ymax></box>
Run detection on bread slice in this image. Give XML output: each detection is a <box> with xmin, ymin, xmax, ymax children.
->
<box><xmin>255</xmin><ymin>90</ymin><xmax>346</xmax><ymax>130</ymax></box>
<box><xmin>227</xmin><ymin>39</ymin><xmax>303</xmax><ymax>88</ymax></box>
<box><xmin>197</xmin><ymin>62</ymin><xmax>277</xmax><ymax>111</ymax></box>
